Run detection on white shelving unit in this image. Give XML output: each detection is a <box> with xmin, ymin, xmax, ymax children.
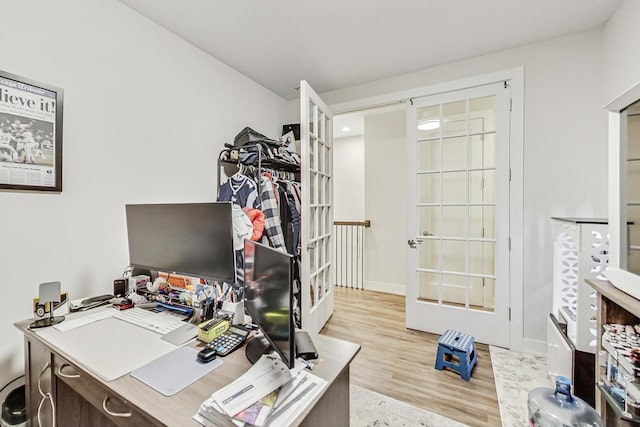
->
<box><xmin>551</xmin><ymin>217</ymin><xmax>609</xmax><ymax>354</ymax></box>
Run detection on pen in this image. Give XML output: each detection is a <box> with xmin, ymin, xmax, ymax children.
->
<box><xmin>296</xmin><ymin>358</ymin><xmax>314</xmax><ymax>370</ymax></box>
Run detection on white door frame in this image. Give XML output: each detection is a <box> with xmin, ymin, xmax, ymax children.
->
<box><xmin>330</xmin><ymin>67</ymin><xmax>524</xmax><ymax>351</ymax></box>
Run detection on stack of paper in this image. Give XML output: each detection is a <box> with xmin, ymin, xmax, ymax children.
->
<box><xmin>193</xmin><ymin>355</ymin><xmax>326</xmax><ymax>427</ymax></box>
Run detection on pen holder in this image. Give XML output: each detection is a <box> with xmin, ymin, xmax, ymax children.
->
<box><xmin>221</xmin><ymin>300</ymin><xmax>244</xmax><ymax>325</ymax></box>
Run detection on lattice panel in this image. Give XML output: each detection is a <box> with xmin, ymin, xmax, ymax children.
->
<box><xmin>556</xmin><ymin>232</ymin><xmax>578</xmax><ymax>318</ymax></box>
<box><xmin>587</xmin><ymin>229</ymin><xmax>609</xmax><ymax>347</ymax></box>
<box><xmin>588</xmin><ymin>229</ymin><xmax>609</xmax><ymax>280</ymax></box>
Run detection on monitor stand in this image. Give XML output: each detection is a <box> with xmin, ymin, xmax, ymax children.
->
<box><xmin>245</xmin><ymin>335</ymin><xmax>271</xmax><ymax>365</ymax></box>
<box><xmin>29</xmin><ymin>315</ymin><xmax>65</xmax><ymax>330</ymax></box>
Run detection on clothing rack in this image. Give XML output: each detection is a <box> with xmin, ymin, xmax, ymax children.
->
<box><xmin>217</xmin><ymin>141</ymin><xmax>302</xmax><ymax>328</ymax></box>
<box><xmin>217</xmin><ymin>143</ymin><xmax>301</xmax><ymax>208</ymax></box>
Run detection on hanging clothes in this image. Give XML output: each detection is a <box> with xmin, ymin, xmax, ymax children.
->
<box><xmin>243</xmin><ymin>207</ymin><xmax>265</xmax><ymax>241</ymax></box>
<box><xmin>231</xmin><ymin>205</ymin><xmax>253</xmax><ymax>251</ymax></box>
<box><xmin>277</xmin><ymin>184</ymin><xmax>300</xmax><ymax>255</ymax></box>
<box><xmin>218</xmin><ymin>173</ymin><xmax>261</xmax><ymax>284</ymax></box>
<box><xmin>260</xmin><ymin>174</ymin><xmax>287</xmax><ymax>251</ymax></box>
<box><xmin>217</xmin><ymin>173</ymin><xmax>260</xmax><ymax>209</ymax></box>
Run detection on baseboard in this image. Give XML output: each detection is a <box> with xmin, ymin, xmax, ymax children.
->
<box><xmin>521</xmin><ymin>338</ymin><xmax>546</xmax><ymax>356</ymax></box>
<box><xmin>364</xmin><ymin>280</ymin><xmax>405</xmax><ymax>295</ymax></box>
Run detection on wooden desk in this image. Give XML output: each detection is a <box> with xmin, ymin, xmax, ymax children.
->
<box><xmin>15</xmin><ymin>315</ymin><xmax>360</xmax><ymax>427</ymax></box>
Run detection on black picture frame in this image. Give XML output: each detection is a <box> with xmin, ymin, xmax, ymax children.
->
<box><xmin>0</xmin><ymin>70</ymin><xmax>63</xmax><ymax>192</ymax></box>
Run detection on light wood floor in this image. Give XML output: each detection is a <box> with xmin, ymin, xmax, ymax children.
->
<box><xmin>320</xmin><ymin>286</ymin><xmax>502</xmax><ymax>427</ymax></box>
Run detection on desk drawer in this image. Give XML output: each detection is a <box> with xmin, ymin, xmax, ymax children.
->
<box><xmin>53</xmin><ymin>355</ymin><xmax>157</xmax><ymax>427</ymax></box>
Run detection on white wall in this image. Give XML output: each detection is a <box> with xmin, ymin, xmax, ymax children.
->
<box><xmin>363</xmin><ymin>110</ymin><xmax>407</xmax><ymax>294</ymax></box>
<box><xmin>333</xmin><ymin>136</ymin><xmax>365</xmax><ymax>221</ymax></box>
<box><xmin>0</xmin><ymin>0</ymin><xmax>287</xmax><ymax>389</ymax></box>
<box><xmin>603</xmin><ymin>0</ymin><xmax>640</xmax><ymax>103</ymax></box>
<box><xmin>317</xmin><ymin>29</ymin><xmax>608</xmax><ymax>350</ymax></box>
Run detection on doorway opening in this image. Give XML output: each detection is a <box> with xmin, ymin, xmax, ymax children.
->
<box><xmin>333</xmin><ymin>103</ymin><xmax>407</xmax><ymax>295</ymax></box>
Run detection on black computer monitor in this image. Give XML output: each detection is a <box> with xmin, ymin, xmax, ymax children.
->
<box><xmin>243</xmin><ymin>239</ymin><xmax>295</xmax><ymax>368</ymax></box>
<box><xmin>125</xmin><ymin>202</ymin><xmax>236</xmax><ymax>284</ymax></box>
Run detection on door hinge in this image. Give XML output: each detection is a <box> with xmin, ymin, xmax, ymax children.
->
<box><xmin>509</xmin><ymin>308</ymin><xmax>511</xmax><ymax>321</ymax></box>
<box><xmin>509</xmin><ymin>98</ymin><xmax>513</xmax><ymax>111</ymax></box>
<box><xmin>509</xmin><ymin>168</ymin><xmax>512</xmax><ymax>182</ymax></box>
<box><xmin>508</xmin><ymin>237</ymin><xmax>511</xmax><ymax>251</ymax></box>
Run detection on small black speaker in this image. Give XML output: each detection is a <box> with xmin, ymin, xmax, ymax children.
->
<box><xmin>113</xmin><ymin>278</ymin><xmax>128</xmax><ymax>298</ymax></box>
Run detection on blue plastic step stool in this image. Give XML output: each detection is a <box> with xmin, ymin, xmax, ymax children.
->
<box><xmin>434</xmin><ymin>329</ymin><xmax>477</xmax><ymax>381</ymax></box>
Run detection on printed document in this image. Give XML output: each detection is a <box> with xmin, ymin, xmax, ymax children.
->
<box><xmin>213</xmin><ymin>354</ymin><xmax>291</xmax><ymax>417</ymax></box>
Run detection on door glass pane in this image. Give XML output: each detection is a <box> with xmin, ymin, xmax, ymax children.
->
<box><xmin>442</xmin><ymin>240</ymin><xmax>466</xmax><ymax>273</ymax></box>
<box><xmin>318</xmin><ymin>175</ymin><xmax>325</xmax><ymax>206</ymax></box>
<box><xmin>309</xmin><ymin>136</ymin><xmax>316</xmax><ymax>170</ymax></box>
<box><xmin>469</xmin><ymin>206</ymin><xmax>495</xmax><ymax>239</ymax></box>
<box><xmin>418</xmin><ymin>271</ymin><xmax>439</xmax><ymax>301</ymax></box>
<box><xmin>629</xmin><ymin>114</ymin><xmax>640</xmax><ymax>157</ymax></box>
<box><xmin>317</xmin><ymin>273</ymin><xmax>324</xmax><ymax>299</ymax></box>
<box><xmin>310</xmin><ymin>206</ymin><xmax>317</xmax><ymax>238</ymax></box>
<box><xmin>469</xmin><ymin>170</ymin><xmax>495</xmax><ymax>204</ymax></box>
<box><xmin>441</xmin><ymin>206</ymin><xmax>467</xmax><ymax>238</ymax></box>
<box><xmin>418</xmin><ymin>173</ymin><xmax>440</xmax><ymax>204</ymax></box>
<box><xmin>417</xmin><ymin>105</ymin><xmax>441</xmax><ymax>140</ymax></box>
<box><xmin>469</xmin><ymin>276</ymin><xmax>495</xmax><ymax>312</ymax></box>
<box><xmin>419</xmin><ymin>239</ymin><xmax>440</xmax><ymax>270</ymax></box>
<box><xmin>309</xmin><ymin>101</ymin><xmax>315</xmax><ymax>136</ymax></box>
<box><xmin>470</xmin><ymin>133</ymin><xmax>496</xmax><ymax>169</ymax></box>
<box><xmin>325</xmin><ymin>206</ymin><xmax>332</xmax><ymax>237</ymax></box>
<box><xmin>419</xmin><ymin>206</ymin><xmax>440</xmax><ymax>237</ymax></box>
<box><xmin>441</xmin><ymin>273</ymin><xmax>466</xmax><ymax>307</ymax></box>
<box><xmin>319</xmin><ymin>141</ymin><xmax>326</xmax><ymax>173</ymax></box>
<box><xmin>419</xmin><ymin>139</ymin><xmax>440</xmax><ymax>171</ymax></box>
<box><xmin>483</xmin><ymin>278</ymin><xmax>496</xmax><ymax>310</ymax></box>
<box><xmin>442</xmin><ymin>137</ymin><xmax>467</xmax><ymax>170</ymax></box>
<box><xmin>469</xmin><ymin>241</ymin><xmax>495</xmax><ymax>275</ymax></box>
<box><xmin>442</xmin><ymin>100</ymin><xmax>467</xmax><ymax>137</ymax></box>
<box><xmin>628</xmin><ymin>160</ymin><xmax>640</xmax><ymax>202</ymax></box>
<box><xmin>323</xmin><ymin>269</ymin><xmax>330</xmax><ymax>297</ymax></box>
<box><xmin>310</xmin><ymin>173</ymin><xmax>316</xmax><ymax>204</ymax></box>
<box><xmin>469</xmin><ymin>96</ymin><xmax>496</xmax><ymax>132</ymax></box>
<box><xmin>310</xmin><ymin>277</ymin><xmax>316</xmax><ymax>307</ymax></box>
<box><xmin>318</xmin><ymin>111</ymin><xmax>325</xmax><ymax>141</ymax></box>
<box><xmin>442</xmin><ymin>171</ymin><xmax>466</xmax><ymax>204</ymax></box>
<box><xmin>630</xmin><ymin>205</ymin><xmax>640</xmax><ymax>250</ymax></box>
<box><xmin>325</xmin><ymin>175</ymin><xmax>331</xmax><ymax>205</ymax></box>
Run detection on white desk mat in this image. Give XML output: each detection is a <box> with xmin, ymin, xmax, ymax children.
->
<box><xmin>130</xmin><ymin>346</ymin><xmax>222</xmax><ymax>396</ymax></box>
<box><xmin>36</xmin><ymin>316</ymin><xmax>178</xmax><ymax>381</ymax></box>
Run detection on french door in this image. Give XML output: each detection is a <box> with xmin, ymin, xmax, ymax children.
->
<box><xmin>406</xmin><ymin>82</ymin><xmax>511</xmax><ymax>347</ymax></box>
<box><xmin>300</xmin><ymin>80</ymin><xmax>334</xmax><ymax>334</ymax></box>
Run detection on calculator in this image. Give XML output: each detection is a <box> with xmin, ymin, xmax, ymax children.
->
<box><xmin>206</xmin><ymin>325</ymin><xmax>250</xmax><ymax>356</ymax></box>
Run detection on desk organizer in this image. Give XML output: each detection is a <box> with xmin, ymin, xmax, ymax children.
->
<box><xmin>198</xmin><ymin>318</ymin><xmax>230</xmax><ymax>343</ymax></box>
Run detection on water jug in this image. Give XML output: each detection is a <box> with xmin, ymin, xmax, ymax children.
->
<box><xmin>527</xmin><ymin>376</ymin><xmax>603</xmax><ymax>427</ymax></box>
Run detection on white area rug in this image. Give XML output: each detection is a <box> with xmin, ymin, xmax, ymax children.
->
<box><xmin>489</xmin><ymin>346</ymin><xmax>548</xmax><ymax>427</ymax></box>
<box><xmin>350</xmin><ymin>384</ymin><xmax>468</xmax><ymax>427</ymax></box>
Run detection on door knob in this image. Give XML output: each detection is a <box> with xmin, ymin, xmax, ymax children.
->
<box><xmin>408</xmin><ymin>239</ymin><xmax>417</xmax><ymax>248</ymax></box>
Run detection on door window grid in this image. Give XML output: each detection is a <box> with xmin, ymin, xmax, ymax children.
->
<box><xmin>308</xmin><ymin>102</ymin><xmax>332</xmax><ymax>311</ymax></box>
<box><xmin>416</xmin><ymin>96</ymin><xmax>496</xmax><ymax>311</ymax></box>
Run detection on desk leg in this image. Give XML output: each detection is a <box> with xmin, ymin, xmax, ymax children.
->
<box><xmin>302</xmin><ymin>365</ymin><xmax>350</xmax><ymax>426</ymax></box>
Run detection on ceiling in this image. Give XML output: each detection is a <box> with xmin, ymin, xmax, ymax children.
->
<box><xmin>117</xmin><ymin>0</ymin><xmax>622</xmax><ymax>101</ymax></box>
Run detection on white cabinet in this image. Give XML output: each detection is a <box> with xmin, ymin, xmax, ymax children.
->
<box><xmin>552</xmin><ymin>217</ymin><xmax>609</xmax><ymax>354</ymax></box>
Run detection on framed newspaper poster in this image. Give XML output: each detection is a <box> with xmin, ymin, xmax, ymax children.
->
<box><xmin>0</xmin><ymin>70</ymin><xmax>63</xmax><ymax>192</ymax></box>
